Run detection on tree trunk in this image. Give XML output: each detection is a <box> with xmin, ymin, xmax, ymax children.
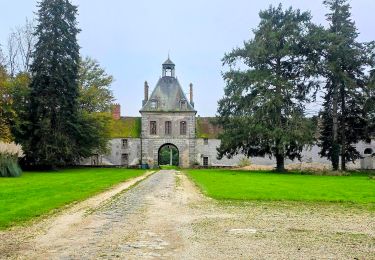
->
<box><xmin>275</xmin><ymin>154</ymin><xmax>285</xmax><ymax>172</ymax></box>
<box><xmin>341</xmin><ymin>152</ymin><xmax>346</xmax><ymax>171</ymax></box>
<box><xmin>340</xmin><ymin>83</ymin><xmax>346</xmax><ymax>171</ymax></box>
<box><xmin>332</xmin><ymin>82</ymin><xmax>340</xmax><ymax>171</ymax></box>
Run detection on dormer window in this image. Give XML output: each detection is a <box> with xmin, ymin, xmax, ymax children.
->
<box><xmin>150</xmin><ymin>100</ymin><xmax>158</xmax><ymax>109</ymax></box>
<box><xmin>180</xmin><ymin>99</ymin><xmax>187</xmax><ymax>109</ymax></box>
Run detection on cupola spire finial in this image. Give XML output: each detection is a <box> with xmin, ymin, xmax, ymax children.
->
<box><xmin>162</xmin><ymin>55</ymin><xmax>175</xmax><ymax>78</ymax></box>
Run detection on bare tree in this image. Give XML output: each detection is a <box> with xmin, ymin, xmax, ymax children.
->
<box><xmin>7</xmin><ymin>32</ymin><xmax>19</xmax><ymax>77</ymax></box>
<box><xmin>15</xmin><ymin>19</ymin><xmax>36</xmax><ymax>73</ymax></box>
<box><xmin>6</xmin><ymin>18</ymin><xmax>36</xmax><ymax>77</ymax></box>
<box><xmin>0</xmin><ymin>45</ymin><xmax>6</xmax><ymax>68</ymax></box>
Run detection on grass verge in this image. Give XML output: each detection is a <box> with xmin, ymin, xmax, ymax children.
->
<box><xmin>0</xmin><ymin>168</ymin><xmax>147</xmax><ymax>229</ymax></box>
<box><xmin>185</xmin><ymin>169</ymin><xmax>375</xmax><ymax>210</ymax></box>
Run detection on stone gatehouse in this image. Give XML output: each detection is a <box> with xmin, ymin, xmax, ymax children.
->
<box><xmin>139</xmin><ymin>58</ymin><xmax>197</xmax><ymax>168</ymax></box>
<box><xmin>84</xmin><ymin>58</ymin><xmax>375</xmax><ymax>169</ymax></box>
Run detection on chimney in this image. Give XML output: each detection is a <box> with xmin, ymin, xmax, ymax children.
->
<box><xmin>143</xmin><ymin>81</ymin><xmax>149</xmax><ymax>106</ymax></box>
<box><xmin>189</xmin><ymin>83</ymin><xmax>194</xmax><ymax>107</ymax></box>
<box><xmin>112</xmin><ymin>103</ymin><xmax>121</xmax><ymax>120</ymax></box>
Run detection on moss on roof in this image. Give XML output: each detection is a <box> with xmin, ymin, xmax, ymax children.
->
<box><xmin>110</xmin><ymin>117</ymin><xmax>141</xmax><ymax>138</ymax></box>
<box><xmin>109</xmin><ymin>116</ymin><xmax>222</xmax><ymax>139</ymax></box>
<box><xmin>196</xmin><ymin>117</ymin><xmax>222</xmax><ymax>139</ymax></box>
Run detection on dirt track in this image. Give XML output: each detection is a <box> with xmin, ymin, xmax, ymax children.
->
<box><xmin>1</xmin><ymin>170</ymin><xmax>374</xmax><ymax>259</ymax></box>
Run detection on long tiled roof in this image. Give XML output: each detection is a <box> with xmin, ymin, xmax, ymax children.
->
<box><xmin>196</xmin><ymin>117</ymin><xmax>222</xmax><ymax>139</ymax></box>
<box><xmin>109</xmin><ymin>117</ymin><xmax>141</xmax><ymax>138</ymax></box>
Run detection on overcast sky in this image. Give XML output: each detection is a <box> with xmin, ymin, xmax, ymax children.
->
<box><xmin>1</xmin><ymin>0</ymin><xmax>375</xmax><ymax>116</ymax></box>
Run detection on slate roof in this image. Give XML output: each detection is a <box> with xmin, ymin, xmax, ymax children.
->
<box><xmin>163</xmin><ymin>57</ymin><xmax>175</xmax><ymax>65</ymax></box>
<box><xmin>140</xmin><ymin>76</ymin><xmax>196</xmax><ymax>112</ymax></box>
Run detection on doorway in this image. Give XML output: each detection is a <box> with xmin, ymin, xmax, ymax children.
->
<box><xmin>158</xmin><ymin>144</ymin><xmax>179</xmax><ymax>166</ymax></box>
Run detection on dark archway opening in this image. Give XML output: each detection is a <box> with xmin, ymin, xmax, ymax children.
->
<box><xmin>158</xmin><ymin>144</ymin><xmax>179</xmax><ymax>166</ymax></box>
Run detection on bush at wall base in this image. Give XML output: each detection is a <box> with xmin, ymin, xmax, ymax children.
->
<box><xmin>0</xmin><ymin>142</ymin><xmax>25</xmax><ymax>177</ymax></box>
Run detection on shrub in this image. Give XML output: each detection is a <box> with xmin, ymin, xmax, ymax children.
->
<box><xmin>0</xmin><ymin>142</ymin><xmax>25</xmax><ymax>177</ymax></box>
<box><xmin>238</xmin><ymin>157</ymin><xmax>251</xmax><ymax>167</ymax></box>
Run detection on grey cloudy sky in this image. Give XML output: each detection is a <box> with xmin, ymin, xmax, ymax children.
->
<box><xmin>1</xmin><ymin>0</ymin><xmax>375</xmax><ymax>116</ymax></box>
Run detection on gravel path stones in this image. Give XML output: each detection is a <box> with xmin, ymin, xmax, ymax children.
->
<box><xmin>1</xmin><ymin>170</ymin><xmax>374</xmax><ymax>259</ymax></box>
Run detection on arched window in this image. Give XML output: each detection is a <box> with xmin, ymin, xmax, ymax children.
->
<box><xmin>180</xmin><ymin>121</ymin><xmax>187</xmax><ymax>135</ymax></box>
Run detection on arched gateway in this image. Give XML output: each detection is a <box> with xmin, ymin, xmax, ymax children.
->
<box><xmin>158</xmin><ymin>143</ymin><xmax>179</xmax><ymax>166</ymax></box>
<box><xmin>139</xmin><ymin>57</ymin><xmax>197</xmax><ymax>168</ymax></box>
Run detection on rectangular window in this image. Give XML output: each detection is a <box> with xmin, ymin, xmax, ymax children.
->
<box><xmin>121</xmin><ymin>153</ymin><xmax>129</xmax><ymax>166</ymax></box>
<box><xmin>150</xmin><ymin>121</ymin><xmax>157</xmax><ymax>135</ymax></box>
<box><xmin>122</xmin><ymin>139</ymin><xmax>128</xmax><ymax>149</ymax></box>
<box><xmin>180</xmin><ymin>121</ymin><xmax>187</xmax><ymax>135</ymax></box>
<box><xmin>203</xmin><ymin>156</ymin><xmax>209</xmax><ymax>167</ymax></box>
<box><xmin>165</xmin><ymin>121</ymin><xmax>172</xmax><ymax>135</ymax></box>
<box><xmin>204</xmin><ymin>138</ymin><xmax>208</xmax><ymax>145</ymax></box>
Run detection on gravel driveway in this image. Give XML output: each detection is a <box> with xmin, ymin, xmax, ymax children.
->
<box><xmin>1</xmin><ymin>170</ymin><xmax>374</xmax><ymax>259</ymax></box>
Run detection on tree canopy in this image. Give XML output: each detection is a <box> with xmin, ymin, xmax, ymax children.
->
<box><xmin>318</xmin><ymin>0</ymin><xmax>375</xmax><ymax>170</ymax></box>
<box><xmin>78</xmin><ymin>56</ymin><xmax>114</xmax><ymax>113</ymax></box>
<box><xmin>217</xmin><ymin>5</ymin><xmax>320</xmax><ymax>172</ymax></box>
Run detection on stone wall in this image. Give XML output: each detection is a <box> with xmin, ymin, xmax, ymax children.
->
<box><xmin>196</xmin><ymin>138</ymin><xmax>375</xmax><ymax>169</ymax></box>
<box><xmin>81</xmin><ymin>138</ymin><xmax>141</xmax><ymax>166</ymax></box>
<box><xmin>106</xmin><ymin>138</ymin><xmax>141</xmax><ymax>166</ymax></box>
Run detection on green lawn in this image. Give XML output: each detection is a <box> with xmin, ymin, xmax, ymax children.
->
<box><xmin>186</xmin><ymin>169</ymin><xmax>375</xmax><ymax>208</ymax></box>
<box><xmin>0</xmin><ymin>168</ymin><xmax>147</xmax><ymax>230</ymax></box>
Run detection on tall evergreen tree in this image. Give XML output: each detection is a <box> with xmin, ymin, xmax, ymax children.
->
<box><xmin>366</xmin><ymin>70</ymin><xmax>375</xmax><ymax>136</ymax></box>
<box><xmin>27</xmin><ymin>0</ymin><xmax>80</xmax><ymax>168</ymax></box>
<box><xmin>319</xmin><ymin>0</ymin><xmax>374</xmax><ymax>170</ymax></box>
<box><xmin>217</xmin><ymin>5</ymin><xmax>320</xmax><ymax>172</ymax></box>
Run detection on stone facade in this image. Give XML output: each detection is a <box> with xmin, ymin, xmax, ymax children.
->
<box><xmin>140</xmin><ymin>112</ymin><xmax>196</xmax><ymax>168</ymax></box>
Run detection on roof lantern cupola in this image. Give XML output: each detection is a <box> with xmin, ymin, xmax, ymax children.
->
<box><xmin>162</xmin><ymin>55</ymin><xmax>175</xmax><ymax>78</ymax></box>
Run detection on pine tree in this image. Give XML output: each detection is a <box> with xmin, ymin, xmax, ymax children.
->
<box><xmin>319</xmin><ymin>0</ymin><xmax>374</xmax><ymax>171</ymax></box>
<box><xmin>217</xmin><ymin>5</ymin><xmax>320</xmax><ymax>172</ymax></box>
<box><xmin>27</xmin><ymin>0</ymin><xmax>80</xmax><ymax>168</ymax></box>
<box><xmin>366</xmin><ymin>70</ymin><xmax>375</xmax><ymax>136</ymax></box>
